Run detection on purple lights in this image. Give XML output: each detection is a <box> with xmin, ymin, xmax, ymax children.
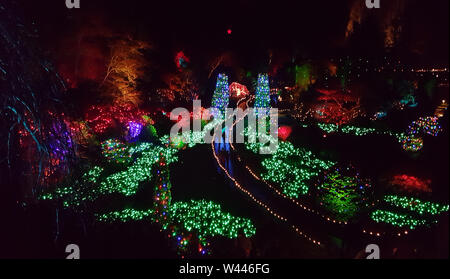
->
<box><xmin>128</xmin><ymin>122</ymin><xmax>143</xmax><ymax>139</ymax></box>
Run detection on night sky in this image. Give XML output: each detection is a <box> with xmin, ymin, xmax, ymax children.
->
<box><xmin>17</xmin><ymin>0</ymin><xmax>449</xmax><ymax>67</ymax></box>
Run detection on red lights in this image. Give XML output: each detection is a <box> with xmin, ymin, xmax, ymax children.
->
<box><xmin>390</xmin><ymin>174</ymin><xmax>432</xmax><ymax>193</ymax></box>
<box><xmin>278</xmin><ymin>126</ymin><xmax>292</xmax><ymax>141</ymax></box>
<box><xmin>175</xmin><ymin>51</ymin><xmax>190</xmax><ymax>70</ymax></box>
<box><xmin>229</xmin><ymin>82</ymin><xmax>249</xmax><ymax>99</ymax></box>
<box><xmin>85</xmin><ymin>104</ymin><xmax>148</xmax><ymax>134</ymax></box>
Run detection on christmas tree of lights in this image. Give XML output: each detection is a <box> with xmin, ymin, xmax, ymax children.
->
<box><xmin>211</xmin><ymin>73</ymin><xmax>230</xmax><ymax>118</ymax></box>
<box><xmin>316</xmin><ymin>166</ymin><xmax>372</xmax><ymax>222</ymax></box>
<box><xmin>254</xmin><ymin>73</ymin><xmax>271</xmax><ymax>115</ymax></box>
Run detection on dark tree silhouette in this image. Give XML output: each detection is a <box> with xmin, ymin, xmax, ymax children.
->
<box><xmin>1</xmin><ymin>0</ymin><xmax>75</xmax><ymax>202</ymax></box>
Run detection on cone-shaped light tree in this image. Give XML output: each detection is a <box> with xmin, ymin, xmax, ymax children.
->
<box><xmin>211</xmin><ymin>73</ymin><xmax>230</xmax><ymax>118</ymax></box>
<box><xmin>254</xmin><ymin>73</ymin><xmax>271</xmax><ymax>115</ymax></box>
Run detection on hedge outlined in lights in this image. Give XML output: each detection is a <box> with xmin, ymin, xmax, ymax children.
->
<box><xmin>243</xmin><ymin>128</ymin><xmax>335</xmax><ymax>198</ymax></box>
<box><xmin>370</xmin><ymin>194</ymin><xmax>449</xmax><ymax>230</ymax></box>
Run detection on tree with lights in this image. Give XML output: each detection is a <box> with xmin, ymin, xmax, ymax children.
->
<box><xmin>41</xmin><ymin>128</ymin><xmax>256</xmax><ymax>256</ymax></box>
<box><xmin>102</xmin><ymin>38</ymin><xmax>151</xmax><ymax>106</ymax></box>
<box><xmin>0</xmin><ymin>1</ymin><xmax>75</xmax><ymax>197</ymax></box>
<box><xmin>211</xmin><ymin>73</ymin><xmax>230</xmax><ymax>118</ymax></box>
<box><xmin>162</xmin><ymin>69</ymin><xmax>199</xmax><ymax>103</ymax></box>
<box><xmin>254</xmin><ymin>74</ymin><xmax>271</xmax><ymax>112</ymax></box>
<box><xmin>315</xmin><ymin>166</ymin><xmax>373</xmax><ymax>222</ymax></box>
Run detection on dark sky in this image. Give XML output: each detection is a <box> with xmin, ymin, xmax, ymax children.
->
<box><xmin>17</xmin><ymin>0</ymin><xmax>449</xmax><ymax>66</ymax></box>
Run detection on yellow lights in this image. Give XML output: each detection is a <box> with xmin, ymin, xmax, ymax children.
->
<box><xmin>415</xmin><ymin>68</ymin><xmax>449</xmax><ymax>73</ymax></box>
<box><xmin>362</xmin><ymin>230</ymin><xmax>382</xmax><ymax>237</ymax></box>
<box><xmin>363</xmin><ymin>228</ymin><xmax>410</xmax><ymax>238</ymax></box>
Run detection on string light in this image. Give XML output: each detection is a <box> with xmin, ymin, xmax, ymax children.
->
<box><xmin>169</xmin><ymin>200</ymin><xmax>256</xmax><ymax>239</ymax></box>
<box><xmin>85</xmin><ymin>104</ymin><xmax>148</xmax><ymax>134</ymax></box>
<box><xmin>408</xmin><ymin>116</ymin><xmax>442</xmax><ymax>137</ymax></box>
<box><xmin>211</xmin><ymin>98</ymin><xmax>323</xmax><ymax>246</ymax></box>
<box><xmin>36</xmin><ymin>69</ymin><xmax>449</xmax><ymax>256</ymax></box>
<box><xmin>401</xmin><ymin>136</ymin><xmax>423</xmax><ymax>152</ymax></box>
<box><xmin>211</xmin><ymin>73</ymin><xmax>230</xmax><ymax>118</ymax></box>
<box><xmin>317</xmin><ymin>123</ymin><xmax>402</xmax><ymax>138</ymax></box>
<box><xmin>101</xmin><ymin>139</ymin><xmax>132</xmax><ymax>164</ymax></box>
<box><xmin>41</xmin><ymin>141</ymin><xmax>178</xmax><ymax>206</ymax></box>
<box><xmin>98</xmin><ymin>208</ymin><xmax>154</xmax><ymax>222</ymax></box>
<box><xmin>40</xmin><ymin>164</ymin><xmax>105</xmax><ymax>208</ymax></box>
<box><xmin>212</xmin><ymin>138</ymin><xmax>322</xmax><ymax>246</ymax></box>
<box><xmin>314</xmin><ymin>120</ymin><xmax>439</xmax><ymax>153</ymax></box>
<box><xmin>383</xmin><ymin>195</ymin><xmax>449</xmax><ymax>215</ymax></box>
<box><xmin>316</xmin><ymin>166</ymin><xmax>372</xmax><ymax>222</ymax></box>
<box><xmin>127</xmin><ymin>121</ymin><xmax>143</xmax><ymax>139</ymax></box>
<box><xmin>230</xmin><ymin>98</ymin><xmax>349</xmax><ymax>225</ymax></box>
<box><xmin>243</xmin><ymin>130</ymin><xmax>335</xmax><ymax>197</ymax></box>
<box><xmin>254</xmin><ymin>74</ymin><xmax>271</xmax><ymax>115</ymax></box>
<box><xmin>370</xmin><ymin>210</ymin><xmax>429</xmax><ymax>229</ymax></box>
<box><xmin>43</xmin><ymin>116</ymin><xmax>257</xmax><ymax>257</ymax></box>
<box><xmin>98</xmin><ymin>145</ymin><xmax>178</xmax><ymax>196</ymax></box>
<box><xmin>96</xmin><ymin>154</ymin><xmax>255</xmax><ymax>256</ymax></box>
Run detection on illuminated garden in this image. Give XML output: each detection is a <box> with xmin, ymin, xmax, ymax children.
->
<box><xmin>1</xmin><ymin>0</ymin><xmax>448</xmax><ymax>259</ymax></box>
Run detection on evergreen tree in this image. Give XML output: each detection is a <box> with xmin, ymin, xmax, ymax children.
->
<box><xmin>254</xmin><ymin>73</ymin><xmax>271</xmax><ymax>116</ymax></box>
<box><xmin>211</xmin><ymin>73</ymin><xmax>230</xmax><ymax>118</ymax></box>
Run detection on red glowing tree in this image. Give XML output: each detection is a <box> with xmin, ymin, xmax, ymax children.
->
<box><xmin>162</xmin><ymin>70</ymin><xmax>199</xmax><ymax>103</ymax></box>
<box><xmin>229</xmin><ymin>82</ymin><xmax>250</xmax><ymax>99</ymax></box>
<box><xmin>313</xmin><ymin>89</ymin><xmax>363</xmax><ymax>125</ymax></box>
<box><xmin>175</xmin><ymin>51</ymin><xmax>190</xmax><ymax>70</ymax></box>
<box><xmin>85</xmin><ymin>104</ymin><xmax>149</xmax><ymax>135</ymax></box>
<box><xmin>389</xmin><ymin>175</ymin><xmax>432</xmax><ymax>193</ymax></box>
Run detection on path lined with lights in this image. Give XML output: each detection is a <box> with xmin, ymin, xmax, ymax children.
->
<box><xmin>211</xmin><ymin>137</ymin><xmax>325</xmax><ymax>247</ymax></box>
<box><xmin>215</xmin><ymin>98</ymin><xmax>418</xmax><ymax>241</ymax></box>
<box><xmin>210</xmin><ymin>96</ymin><xmax>327</xmax><ymax>247</ymax></box>
<box><xmin>229</xmin><ymin>119</ymin><xmax>414</xmax><ymax>238</ymax></box>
